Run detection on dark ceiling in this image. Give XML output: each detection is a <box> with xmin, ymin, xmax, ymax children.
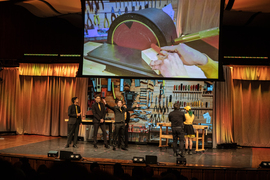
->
<box><xmin>0</xmin><ymin>0</ymin><xmax>270</xmax><ymax>66</ymax></box>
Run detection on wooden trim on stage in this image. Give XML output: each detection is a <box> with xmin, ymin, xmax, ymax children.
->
<box><xmin>1</xmin><ymin>153</ymin><xmax>270</xmax><ymax>180</ymax></box>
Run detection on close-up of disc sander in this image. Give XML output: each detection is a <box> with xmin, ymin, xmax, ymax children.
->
<box><xmin>107</xmin><ymin>8</ymin><xmax>178</xmax><ymax>50</ymax></box>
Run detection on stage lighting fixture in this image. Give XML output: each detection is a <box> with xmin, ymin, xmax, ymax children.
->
<box><xmin>176</xmin><ymin>157</ymin><xmax>186</xmax><ymax>165</ymax></box>
<box><xmin>259</xmin><ymin>161</ymin><xmax>270</xmax><ymax>168</ymax></box>
<box><xmin>132</xmin><ymin>157</ymin><xmax>145</xmax><ymax>163</ymax></box>
<box><xmin>47</xmin><ymin>151</ymin><xmax>58</xmax><ymax>157</ymax></box>
<box><xmin>70</xmin><ymin>154</ymin><xmax>82</xmax><ymax>160</ymax></box>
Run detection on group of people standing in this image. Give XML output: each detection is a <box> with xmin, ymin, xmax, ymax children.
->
<box><xmin>65</xmin><ymin>96</ymin><xmax>195</xmax><ymax>157</ymax></box>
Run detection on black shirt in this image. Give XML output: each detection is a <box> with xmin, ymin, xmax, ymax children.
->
<box><xmin>168</xmin><ymin>109</ymin><xmax>186</xmax><ymax>127</ymax></box>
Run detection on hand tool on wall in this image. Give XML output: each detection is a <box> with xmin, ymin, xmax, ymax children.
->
<box><xmin>95</xmin><ymin>0</ymin><xmax>100</xmax><ymax>10</ymax></box>
<box><xmin>101</xmin><ymin>87</ymin><xmax>107</xmax><ymax>98</ymax></box>
<box><xmin>94</xmin><ymin>8</ymin><xmax>100</xmax><ymax>26</ymax></box>
<box><xmin>168</xmin><ymin>95</ymin><xmax>172</xmax><ymax>108</ymax></box>
<box><xmin>153</xmin><ymin>96</ymin><xmax>158</xmax><ymax>112</ymax></box>
<box><xmin>166</xmin><ymin>96</ymin><xmax>169</xmax><ymax>113</ymax></box>
<box><xmin>130</xmin><ymin>118</ymin><xmax>140</xmax><ymax>122</ymax></box>
<box><xmin>134</xmin><ymin>79</ymin><xmax>140</xmax><ymax>87</ymax></box>
<box><xmin>157</xmin><ymin>113</ymin><xmax>161</xmax><ymax>122</ymax></box>
<box><xmin>131</xmin><ymin>110</ymin><xmax>143</xmax><ymax>116</ymax></box>
<box><xmin>90</xmin><ymin>78</ymin><xmax>96</xmax><ymax>92</ymax></box>
<box><xmin>112</xmin><ymin>82</ymin><xmax>116</xmax><ymax>99</ymax></box>
<box><xmin>107</xmin><ymin>78</ymin><xmax>111</xmax><ymax>91</ymax></box>
<box><xmin>151</xmin><ymin>91</ymin><xmax>153</xmax><ymax>106</ymax></box>
<box><xmin>104</xmin><ymin>13</ymin><xmax>110</xmax><ymax>28</ymax></box>
<box><xmin>137</xmin><ymin>114</ymin><xmax>150</xmax><ymax>121</ymax></box>
<box><xmin>162</xmin><ymin>95</ymin><xmax>166</xmax><ymax>113</ymax></box>
<box><xmin>145</xmin><ymin>111</ymin><xmax>152</xmax><ymax>115</ymax></box>
<box><xmin>158</xmin><ymin>94</ymin><xmax>162</xmax><ymax>113</ymax></box>
<box><xmin>100</xmin><ymin>0</ymin><xmax>104</xmax><ymax>9</ymax></box>
<box><xmin>148</xmin><ymin>91</ymin><xmax>151</xmax><ymax>108</ymax></box>
<box><xmin>120</xmin><ymin>79</ymin><xmax>124</xmax><ymax>92</ymax></box>
<box><xmin>137</xmin><ymin>102</ymin><xmax>147</xmax><ymax>105</ymax></box>
<box><xmin>119</xmin><ymin>0</ymin><xmax>121</xmax><ymax>8</ymax></box>
<box><xmin>96</xmin><ymin>78</ymin><xmax>101</xmax><ymax>92</ymax></box>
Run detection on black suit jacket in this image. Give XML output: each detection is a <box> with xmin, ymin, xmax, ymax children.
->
<box><xmin>68</xmin><ymin>104</ymin><xmax>81</xmax><ymax>124</ymax></box>
<box><xmin>105</xmin><ymin>104</ymin><xmax>136</xmax><ymax>123</ymax></box>
<box><xmin>92</xmin><ymin>102</ymin><xmax>106</xmax><ymax>123</ymax></box>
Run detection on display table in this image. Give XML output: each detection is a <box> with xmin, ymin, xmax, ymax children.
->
<box><xmin>157</xmin><ymin>123</ymin><xmax>208</xmax><ymax>152</ymax></box>
<box><xmin>65</xmin><ymin>118</ymin><xmax>115</xmax><ymax>145</ymax></box>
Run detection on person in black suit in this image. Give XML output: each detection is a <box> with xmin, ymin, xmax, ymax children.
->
<box><xmin>168</xmin><ymin>103</ymin><xmax>186</xmax><ymax>157</ymax></box>
<box><xmin>65</xmin><ymin>97</ymin><xmax>81</xmax><ymax>148</ymax></box>
<box><xmin>103</xmin><ymin>99</ymin><xmax>138</xmax><ymax>151</ymax></box>
<box><xmin>120</xmin><ymin>104</ymin><xmax>130</xmax><ymax>148</ymax></box>
<box><xmin>92</xmin><ymin>95</ymin><xmax>109</xmax><ymax>149</ymax></box>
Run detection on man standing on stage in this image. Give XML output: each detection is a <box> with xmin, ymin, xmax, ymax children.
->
<box><xmin>122</xmin><ymin>104</ymin><xmax>130</xmax><ymax>148</ymax></box>
<box><xmin>103</xmin><ymin>99</ymin><xmax>138</xmax><ymax>151</ymax></box>
<box><xmin>65</xmin><ymin>97</ymin><xmax>81</xmax><ymax>148</ymax></box>
<box><xmin>168</xmin><ymin>103</ymin><xmax>186</xmax><ymax>157</ymax></box>
<box><xmin>92</xmin><ymin>95</ymin><xmax>109</xmax><ymax>149</ymax></box>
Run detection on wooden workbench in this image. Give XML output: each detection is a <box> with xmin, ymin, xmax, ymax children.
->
<box><xmin>157</xmin><ymin>123</ymin><xmax>208</xmax><ymax>152</ymax></box>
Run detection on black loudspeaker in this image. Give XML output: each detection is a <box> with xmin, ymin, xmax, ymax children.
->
<box><xmin>176</xmin><ymin>157</ymin><xmax>186</xmax><ymax>165</ymax></box>
<box><xmin>145</xmin><ymin>155</ymin><xmax>157</xmax><ymax>164</ymax></box>
<box><xmin>47</xmin><ymin>151</ymin><xmax>58</xmax><ymax>157</ymax></box>
<box><xmin>60</xmin><ymin>151</ymin><xmax>73</xmax><ymax>160</ymax></box>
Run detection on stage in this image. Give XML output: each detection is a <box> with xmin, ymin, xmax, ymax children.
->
<box><xmin>1</xmin><ymin>135</ymin><xmax>269</xmax><ymax>169</ymax></box>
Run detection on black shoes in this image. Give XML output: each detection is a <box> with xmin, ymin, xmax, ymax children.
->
<box><xmin>178</xmin><ymin>152</ymin><xmax>185</xmax><ymax>158</ymax></box>
<box><xmin>121</xmin><ymin>147</ymin><xmax>128</xmax><ymax>151</ymax></box>
<box><xmin>189</xmin><ymin>150</ymin><xmax>193</xmax><ymax>155</ymax></box>
<box><xmin>113</xmin><ymin>146</ymin><xmax>116</xmax><ymax>151</ymax></box>
<box><xmin>73</xmin><ymin>145</ymin><xmax>78</xmax><ymax>148</ymax></box>
<box><xmin>94</xmin><ymin>145</ymin><xmax>98</xmax><ymax>149</ymax></box>
<box><xmin>65</xmin><ymin>144</ymin><xmax>69</xmax><ymax>148</ymax></box>
<box><xmin>105</xmin><ymin>145</ymin><xmax>110</xmax><ymax>149</ymax></box>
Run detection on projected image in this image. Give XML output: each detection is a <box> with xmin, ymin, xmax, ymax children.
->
<box><xmin>82</xmin><ymin>0</ymin><xmax>221</xmax><ymax>79</ymax></box>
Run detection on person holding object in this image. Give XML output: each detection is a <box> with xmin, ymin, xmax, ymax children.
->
<box><xmin>92</xmin><ymin>94</ymin><xmax>109</xmax><ymax>149</ymax></box>
<box><xmin>103</xmin><ymin>99</ymin><xmax>138</xmax><ymax>151</ymax></box>
<box><xmin>150</xmin><ymin>43</ymin><xmax>218</xmax><ymax>78</ymax></box>
<box><xmin>65</xmin><ymin>97</ymin><xmax>81</xmax><ymax>148</ymax></box>
<box><xmin>169</xmin><ymin>103</ymin><xmax>186</xmax><ymax>157</ymax></box>
<box><xmin>183</xmin><ymin>106</ymin><xmax>195</xmax><ymax>155</ymax></box>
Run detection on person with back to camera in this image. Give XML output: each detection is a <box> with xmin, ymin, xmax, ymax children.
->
<box><xmin>168</xmin><ymin>103</ymin><xmax>186</xmax><ymax>157</ymax></box>
<box><xmin>183</xmin><ymin>106</ymin><xmax>195</xmax><ymax>155</ymax></box>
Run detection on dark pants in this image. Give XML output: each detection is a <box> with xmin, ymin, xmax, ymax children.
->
<box><xmin>93</xmin><ymin>122</ymin><xmax>108</xmax><ymax>145</ymax></box>
<box><xmin>172</xmin><ymin>127</ymin><xmax>185</xmax><ymax>154</ymax></box>
<box><xmin>113</xmin><ymin>122</ymin><xmax>125</xmax><ymax>148</ymax></box>
<box><xmin>67</xmin><ymin>120</ymin><xmax>80</xmax><ymax>145</ymax></box>
<box><xmin>118</xmin><ymin>123</ymin><xmax>129</xmax><ymax>147</ymax></box>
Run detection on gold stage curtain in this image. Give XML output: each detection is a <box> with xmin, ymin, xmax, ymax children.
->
<box><xmin>215</xmin><ymin>65</ymin><xmax>270</xmax><ymax>147</ymax></box>
<box><xmin>19</xmin><ymin>63</ymin><xmax>79</xmax><ymax>77</ymax></box>
<box><xmin>0</xmin><ymin>67</ymin><xmax>88</xmax><ymax>136</ymax></box>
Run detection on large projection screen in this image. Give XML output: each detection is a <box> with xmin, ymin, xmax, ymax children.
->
<box><xmin>81</xmin><ymin>0</ymin><xmax>222</xmax><ymax>80</ymax></box>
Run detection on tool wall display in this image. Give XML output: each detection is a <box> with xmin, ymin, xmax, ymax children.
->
<box><xmin>86</xmin><ymin>78</ymin><xmax>214</xmax><ymax>146</ymax></box>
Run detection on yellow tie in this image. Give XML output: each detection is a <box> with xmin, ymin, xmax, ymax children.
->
<box><xmin>125</xmin><ymin>112</ymin><xmax>127</xmax><ymax>120</ymax></box>
<box><xmin>98</xmin><ymin>103</ymin><xmax>101</xmax><ymax>111</ymax></box>
<box><xmin>75</xmin><ymin>105</ymin><xmax>78</xmax><ymax>118</ymax></box>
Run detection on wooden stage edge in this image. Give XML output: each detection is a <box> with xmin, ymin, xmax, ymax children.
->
<box><xmin>0</xmin><ymin>152</ymin><xmax>268</xmax><ymax>170</ymax></box>
<box><xmin>1</xmin><ymin>153</ymin><xmax>270</xmax><ymax>180</ymax></box>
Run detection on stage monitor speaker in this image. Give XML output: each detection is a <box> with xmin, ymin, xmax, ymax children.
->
<box><xmin>70</xmin><ymin>154</ymin><xmax>82</xmax><ymax>160</ymax></box>
<box><xmin>176</xmin><ymin>157</ymin><xmax>186</xmax><ymax>165</ymax></box>
<box><xmin>259</xmin><ymin>161</ymin><xmax>270</xmax><ymax>168</ymax></box>
<box><xmin>60</xmin><ymin>151</ymin><xmax>73</xmax><ymax>160</ymax></box>
<box><xmin>145</xmin><ymin>155</ymin><xmax>157</xmax><ymax>164</ymax></box>
<box><xmin>132</xmin><ymin>157</ymin><xmax>145</xmax><ymax>163</ymax></box>
<box><xmin>48</xmin><ymin>151</ymin><xmax>58</xmax><ymax>157</ymax></box>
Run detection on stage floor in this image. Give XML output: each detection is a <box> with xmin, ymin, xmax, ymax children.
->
<box><xmin>0</xmin><ymin>135</ymin><xmax>269</xmax><ymax>169</ymax></box>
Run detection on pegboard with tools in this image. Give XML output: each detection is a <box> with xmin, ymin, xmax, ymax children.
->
<box><xmin>87</xmin><ymin>78</ymin><xmax>214</xmax><ymax>144</ymax></box>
